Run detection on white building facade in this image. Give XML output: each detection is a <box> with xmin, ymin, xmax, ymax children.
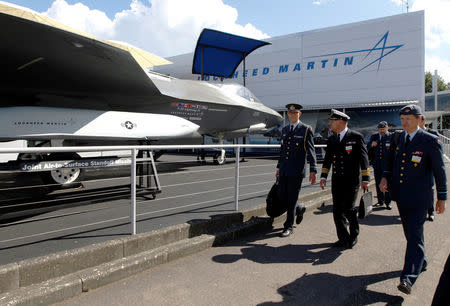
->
<box><xmin>155</xmin><ymin>12</ymin><xmax>425</xmax><ymax>141</ymax></box>
<box><xmin>157</xmin><ymin>11</ymin><xmax>424</xmax><ymax>112</ymax></box>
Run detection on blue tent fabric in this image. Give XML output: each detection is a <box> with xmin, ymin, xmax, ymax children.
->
<box><xmin>192</xmin><ymin>28</ymin><xmax>270</xmax><ymax>78</ymax></box>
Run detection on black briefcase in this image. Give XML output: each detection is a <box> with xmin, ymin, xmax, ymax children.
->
<box><xmin>358</xmin><ymin>190</ymin><xmax>373</xmax><ymax>219</ymax></box>
<box><xmin>266</xmin><ymin>181</ymin><xmax>287</xmax><ymax>218</ymax></box>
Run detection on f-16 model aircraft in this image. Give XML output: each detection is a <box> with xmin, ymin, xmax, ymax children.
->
<box><xmin>0</xmin><ymin>2</ymin><xmax>282</xmax><ymax>185</ymax></box>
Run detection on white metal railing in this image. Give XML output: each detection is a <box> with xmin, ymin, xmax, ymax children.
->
<box><xmin>2</xmin><ymin>144</ymin><xmax>312</xmax><ymax>235</ymax></box>
<box><xmin>441</xmin><ymin>129</ymin><xmax>450</xmax><ymax>138</ymax></box>
<box><xmin>2</xmin><ymin>137</ymin><xmax>446</xmax><ymax>238</ymax></box>
<box><xmin>438</xmin><ymin>134</ymin><xmax>450</xmax><ymax>162</ymax></box>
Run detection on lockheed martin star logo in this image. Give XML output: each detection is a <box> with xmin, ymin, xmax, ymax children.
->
<box><xmin>304</xmin><ymin>31</ymin><xmax>403</xmax><ymax>75</ymax></box>
<box><xmin>354</xmin><ymin>31</ymin><xmax>403</xmax><ymax>74</ymax></box>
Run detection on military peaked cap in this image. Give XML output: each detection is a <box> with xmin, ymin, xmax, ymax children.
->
<box><xmin>329</xmin><ymin>109</ymin><xmax>350</xmax><ymax>121</ymax></box>
<box><xmin>377</xmin><ymin>121</ymin><xmax>388</xmax><ymax>128</ymax></box>
<box><xmin>285</xmin><ymin>103</ymin><xmax>303</xmax><ymax>112</ymax></box>
<box><xmin>399</xmin><ymin>104</ymin><xmax>422</xmax><ymax>116</ymax></box>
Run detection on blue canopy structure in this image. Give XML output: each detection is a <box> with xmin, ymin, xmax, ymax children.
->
<box><xmin>192</xmin><ymin>28</ymin><xmax>270</xmax><ymax>84</ymax></box>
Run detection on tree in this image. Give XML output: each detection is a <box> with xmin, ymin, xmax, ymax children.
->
<box><xmin>425</xmin><ymin>71</ymin><xmax>450</xmax><ymax>93</ymax></box>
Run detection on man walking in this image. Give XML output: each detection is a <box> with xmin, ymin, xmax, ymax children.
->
<box><xmin>276</xmin><ymin>103</ymin><xmax>317</xmax><ymax>237</ymax></box>
<box><xmin>367</xmin><ymin>121</ymin><xmax>392</xmax><ymax>209</ymax></box>
<box><xmin>320</xmin><ymin>109</ymin><xmax>370</xmax><ymax>249</ymax></box>
<box><xmin>380</xmin><ymin>105</ymin><xmax>447</xmax><ymax>295</ymax></box>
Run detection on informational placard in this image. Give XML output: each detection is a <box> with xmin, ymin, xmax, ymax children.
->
<box><xmin>0</xmin><ymin>157</ymin><xmax>132</xmax><ymax>172</ymax></box>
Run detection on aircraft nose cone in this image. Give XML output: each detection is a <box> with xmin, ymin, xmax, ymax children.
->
<box><xmin>269</xmin><ymin>111</ymin><xmax>283</xmax><ymax>126</ymax></box>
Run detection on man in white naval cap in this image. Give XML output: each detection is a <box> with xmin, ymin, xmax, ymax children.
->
<box><xmin>320</xmin><ymin>109</ymin><xmax>370</xmax><ymax>249</ymax></box>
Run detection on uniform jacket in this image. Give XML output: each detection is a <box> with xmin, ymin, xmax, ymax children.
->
<box><xmin>277</xmin><ymin>122</ymin><xmax>317</xmax><ymax>177</ymax></box>
<box><xmin>383</xmin><ymin>129</ymin><xmax>447</xmax><ymax>206</ymax></box>
<box><xmin>321</xmin><ymin>129</ymin><xmax>370</xmax><ymax>187</ymax></box>
<box><xmin>426</xmin><ymin>128</ymin><xmax>439</xmax><ymax>136</ymax></box>
<box><xmin>367</xmin><ymin>132</ymin><xmax>392</xmax><ymax>170</ymax></box>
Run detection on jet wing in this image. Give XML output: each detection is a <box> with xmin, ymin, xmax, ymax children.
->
<box><xmin>0</xmin><ymin>12</ymin><xmax>163</xmax><ymax>110</ymax></box>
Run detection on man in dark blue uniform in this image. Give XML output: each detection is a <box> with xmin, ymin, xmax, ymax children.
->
<box><xmin>380</xmin><ymin>105</ymin><xmax>447</xmax><ymax>295</ymax></box>
<box><xmin>320</xmin><ymin>109</ymin><xmax>370</xmax><ymax>249</ymax></box>
<box><xmin>276</xmin><ymin>103</ymin><xmax>317</xmax><ymax>237</ymax></box>
<box><xmin>419</xmin><ymin>114</ymin><xmax>440</xmax><ymax>222</ymax></box>
<box><xmin>367</xmin><ymin>121</ymin><xmax>392</xmax><ymax>209</ymax></box>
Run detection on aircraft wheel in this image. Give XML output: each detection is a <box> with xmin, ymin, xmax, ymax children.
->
<box><xmin>213</xmin><ymin>153</ymin><xmax>226</xmax><ymax>165</ymax></box>
<box><xmin>39</xmin><ymin>153</ymin><xmax>84</xmax><ymax>188</ymax></box>
<box><xmin>153</xmin><ymin>150</ymin><xmax>166</xmax><ymax>161</ymax></box>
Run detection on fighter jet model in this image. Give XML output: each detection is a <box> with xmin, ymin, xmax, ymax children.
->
<box><xmin>0</xmin><ymin>3</ymin><xmax>282</xmax><ymax>185</ymax></box>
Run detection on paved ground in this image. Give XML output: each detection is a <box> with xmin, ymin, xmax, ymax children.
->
<box><xmin>0</xmin><ymin>154</ymin><xmax>324</xmax><ymax>264</ymax></box>
<box><xmin>55</xmin><ymin>192</ymin><xmax>450</xmax><ymax>305</ymax></box>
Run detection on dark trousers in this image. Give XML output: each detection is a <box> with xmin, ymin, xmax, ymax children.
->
<box><xmin>397</xmin><ymin>202</ymin><xmax>428</xmax><ymax>286</ymax></box>
<box><xmin>374</xmin><ymin>168</ymin><xmax>391</xmax><ymax>204</ymax></box>
<box><xmin>278</xmin><ymin>176</ymin><xmax>304</xmax><ymax>230</ymax></box>
<box><xmin>331</xmin><ymin>180</ymin><xmax>359</xmax><ymax>243</ymax></box>
<box><xmin>432</xmin><ymin>254</ymin><xmax>450</xmax><ymax>306</ymax></box>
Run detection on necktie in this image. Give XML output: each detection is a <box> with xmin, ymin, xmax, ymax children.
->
<box><xmin>290</xmin><ymin>125</ymin><xmax>294</xmax><ymax>133</ymax></box>
<box><xmin>405</xmin><ymin>134</ymin><xmax>410</xmax><ymax>147</ymax></box>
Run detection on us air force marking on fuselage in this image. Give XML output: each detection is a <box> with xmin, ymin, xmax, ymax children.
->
<box><xmin>121</xmin><ymin>121</ymin><xmax>136</xmax><ymax>130</ymax></box>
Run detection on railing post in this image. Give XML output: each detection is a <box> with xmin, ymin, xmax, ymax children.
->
<box><xmin>130</xmin><ymin>148</ymin><xmax>137</xmax><ymax>235</ymax></box>
<box><xmin>234</xmin><ymin>146</ymin><xmax>240</xmax><ymax>211</ymax></box>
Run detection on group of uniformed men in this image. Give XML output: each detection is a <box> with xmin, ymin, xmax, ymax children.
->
<box><xmin>276</xmin><ymin>103</ymin><xmax>447</xmax><ymax>296</ymax></box>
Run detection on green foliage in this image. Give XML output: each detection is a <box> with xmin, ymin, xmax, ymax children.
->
<box><xmin>442</xmin><ymin>115</ymin><xmax>449</xmax><ymax>129</ymax></box>
<box><xmin>425</xmin><ymin>71</ymin><xmax>450</xmax><ymax>93</ymax></box>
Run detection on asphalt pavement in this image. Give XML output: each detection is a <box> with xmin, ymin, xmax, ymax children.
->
<box><xmin>54</xmin><ymin>183</ymin><xmax>450</xmax><ymax>306</ymax></box>
<box><xmin>0</xmin><ymin>153</ymin><xmax>324</xmax><ymax>264</ymax></box>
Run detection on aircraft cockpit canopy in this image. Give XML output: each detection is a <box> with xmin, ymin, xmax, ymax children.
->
<box><xmin>213</xmin><ymin>83</ymin><xmax>261</xmax><ymax>103</ymax></box>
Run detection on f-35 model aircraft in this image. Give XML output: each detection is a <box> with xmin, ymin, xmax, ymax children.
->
<box><xmin>0</xmin><ymin>3</ymin><xmax>282</xmax><ymax>185</ymax></box>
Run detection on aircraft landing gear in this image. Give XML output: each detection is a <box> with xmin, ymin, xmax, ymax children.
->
<box><xmin>153</xmin><ymin>150</ymin><xmax>166</xmax><ymax>161</ymax></box>
<box><xmin>40</xmin><ymin>152</ymin><xmax>84</xmax><ymax>188</ymax></box>
<box><xmin>241</xmin><ymin>136</ymin><xmax>247</xmax><ymax>162</ymax></box>
<box><xmin>17</xmin><ymin>152</ymin><xmax>84</xmax><ymax>188</ymax></box>
<box><xmin>197</xmin><ymin>135</ymin><xmax>207</xmax><ymax>163</ymax></box>
<box><xmin>213</xmin><ymin>149</ymin><xmax>226</xmax><ymax>165</ymax></box>
<box><xmin>197</xmin><ymin>149</ymin><xmax>206</xmax><ymax>163</ymax></box>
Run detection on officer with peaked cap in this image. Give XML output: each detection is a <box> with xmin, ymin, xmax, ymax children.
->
<box><xmin>276</xmin><ymin>103</ymin><xmax>317</xmax><ymax>237</ymax></box>
<box><xmin>379</xmin><ymin>104</ymin><xmax>447</xmax><ymax>295</ymax></box>
<box><xmin>367</xmin><ymin>121</ymin><xmax>392</xmax><ymax>209</ymax></box>
<box><xmin>419</xmin><ymin>114</ymin><xmax>440</xmax><ymax>221</ymax></box>
<box><xmin>320</xmin><ymin>109</ymin><xmax>370</xmax><ymax>249</ymax></box>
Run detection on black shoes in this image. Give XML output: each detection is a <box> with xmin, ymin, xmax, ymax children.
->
<box><xmin>296</xmin><ymin>206</ymin><xmax>306</xmax><ymax>224</ymax></box>
<box><xmin>332</xmin><ymin>240</ymin><xmax>347</xmax><ymax>248</ymax></box>
<box><xmin>348</xmin><ymin>237</ymin><xmax>358</xmax><ymax>249</ymax></box>
<box><xmin>280</xmin><ymin>229</ymin><xmax>293</xmax><ymax>237</ymax></box>
<box><xmin>427</xmin><ymin>213</ymin><xmax>435</xmax><ymax>221</ymax></box>
<box><xmin>281</xmin><ymin>206</ymin><xmax>306</xmax><ymax>237</ymax></box>
<box><xmin>332</xmin><ymin>238</ymin><xmax>357</xmax><ymax>249</ymax></box>
<box><xmin>397</xmin><ymin>280</ymin><xmax>412</xmax><ymax>294</ymax></box>
<box><xmin>376</xmin><ymin>201</ymin><xmax>392</xmax><ymax>210</ymax></box>
<box><xmin>421</xmin><ymin>262</ymin><xmax>428</xmax><ymax>272</ymax></box>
